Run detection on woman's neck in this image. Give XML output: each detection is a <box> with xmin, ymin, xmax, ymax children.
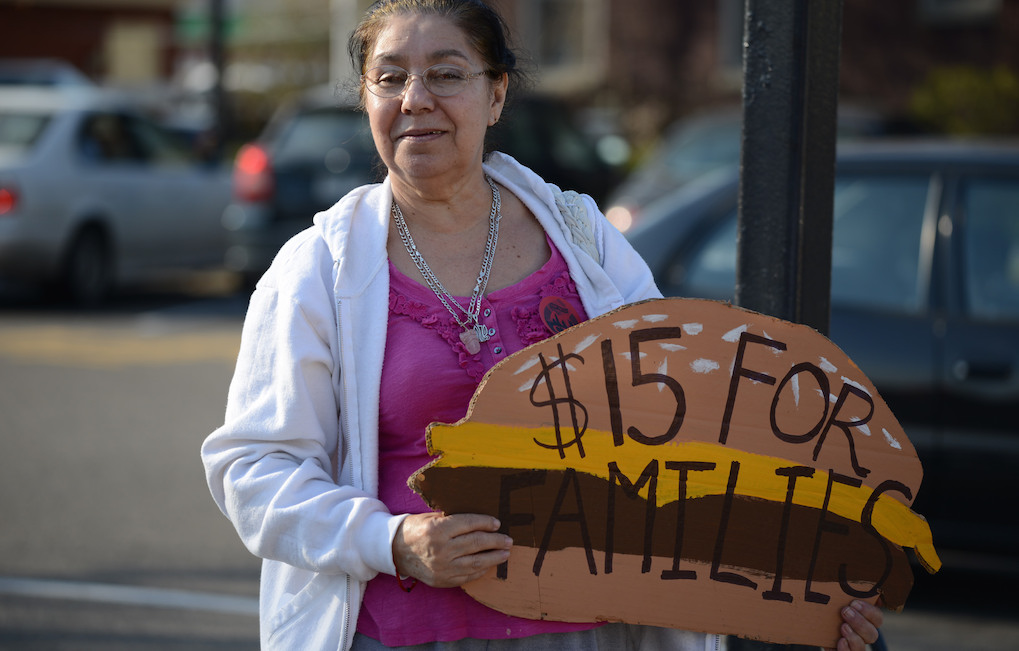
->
<box><xmin>389</xmin><ymin>171</ymin><xmax>493</xmax><ymax>235</ymax></box>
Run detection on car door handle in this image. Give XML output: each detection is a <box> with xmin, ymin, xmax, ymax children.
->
<box><xmin>952</xmin><ymin>360</ymin><xmax>1012</xmax><ymax>381</ymax></box>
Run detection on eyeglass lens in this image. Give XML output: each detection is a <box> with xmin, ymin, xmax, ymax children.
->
<box><xmin>364</xmin><ymin>65</ymin><xmax>478</xmax><ymax>97</ymax></box>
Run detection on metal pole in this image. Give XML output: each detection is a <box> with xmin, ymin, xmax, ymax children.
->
<box><xmin>735</xmin><ymin>0</ymin><xmax>843</xmax><ymax>336</ymax></box>
<box><xmin>210</xmin><ymin>0</ymin><xmax>229</xmax><ymax>156</ymax></box>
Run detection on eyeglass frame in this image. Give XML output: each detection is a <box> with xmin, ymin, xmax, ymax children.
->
<box><xmin>361</xmin><ymin>63</ymin><xmax>492</xmax><ymax>98</ymax></box>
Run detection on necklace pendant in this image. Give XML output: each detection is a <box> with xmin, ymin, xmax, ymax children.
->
<box><xmin>475</xmin><ymin>322</ymin><xmax>492</xmax><ymax>343</ymax></box>
<box><xmin>459</xmin><ymin>328</ymin><xmax>481</xmax><ymax>355</ymax></box>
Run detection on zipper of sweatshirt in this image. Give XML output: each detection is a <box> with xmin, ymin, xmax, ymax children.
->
<box><xmin>340</xmin><ymin>573</ymin><xmax>353</xmax><ymax>650</ymax></box>
<box><xmin>706</xmin><ymin>633</ymin><xmax>723</xmax><ymax>651</ymax></box>
<box><xmin>336</xmin><ymin>300</ymin><xmax>356</xmax><ymax>651</ymax></box>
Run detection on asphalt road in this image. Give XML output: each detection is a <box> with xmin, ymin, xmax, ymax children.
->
<box><xmin>0</xmin><ymin>276</ymin><xmax>1016</xmax><ymax>650</ymax></box>
<box><xmin>0</xmin><ymin>278</ymin><xmax>260</xmax><ymax>649</ymax></box>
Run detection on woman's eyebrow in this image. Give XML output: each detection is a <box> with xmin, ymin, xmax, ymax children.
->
<box><xmin>372</xmin><ymin>48</ymin><xmax>472</xmax><ymax>66</ymax></box>
<box><xmin>428</xmin><ymin>48</ymin><xmax>471</xmax><ymax>63</ymax></box>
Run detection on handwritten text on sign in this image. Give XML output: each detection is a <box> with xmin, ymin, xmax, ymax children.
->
<box><xmin>411</xmin><ymin>298</ymin><xmax>940</xmax><ymax>647</ymax></box>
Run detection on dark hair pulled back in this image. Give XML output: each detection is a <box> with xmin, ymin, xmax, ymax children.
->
<box><xmin>348</xmin><ymin>0</ymin><xmax>526</xmax><ymax>107</ymax></box>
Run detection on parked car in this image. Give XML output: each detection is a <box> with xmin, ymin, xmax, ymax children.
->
<box><xmin>0</xmin><ymin>58</ymin><xmax>93</xmax><ymax>88</ymax></box>
<box><xmin>486</xmin><ymin>95</ymin><xmax>624</xmax><ymax>203</ymax></box>
<box><xmin>221</xmin><ymin>87</ymin><xmax>378</xmax><ymax>284</ymax></box>
<box><xmin>223</xmin><ymin>90</ymin><xmax>623</xmax><ymax>283</ymax></box>
<box><xmin>605</xmin><ymin>105</ymin><xmax>895</xmax><ymax>233</ymax></box>
<box><xmin>627</xmin><ymin>140</ymin><xmax>1019</xmax><ymax>558</ymax></box>
<box><xmin>0</xmin><ymin>86</ymin><xmax>232</xmax><ymax>304</ymax></box>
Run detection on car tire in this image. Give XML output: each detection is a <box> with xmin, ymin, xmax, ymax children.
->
<box><xmin>61</xmin><ymin>227</ymin><xmax>113</xmax><ymax>306</ymax></box>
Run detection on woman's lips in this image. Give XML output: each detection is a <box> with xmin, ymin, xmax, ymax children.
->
<box><xmin>398</xmin><ymin>129</ymin><xmax>445</xmax><ymax>142</ymax></box>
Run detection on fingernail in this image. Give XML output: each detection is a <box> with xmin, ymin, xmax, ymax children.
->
<box><xmin>851</xmin><ymin>600</ymin><xmax>866</xmax><ymax>612</ymax></box>
<box><xmin>492</xmin><ymin>518</ymin><xmax>501</xmax><ymax>529</ymax></box>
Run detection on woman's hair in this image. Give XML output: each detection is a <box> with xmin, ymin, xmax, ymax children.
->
<box><xmin>347</xmin><ymin>0</ymin><xmax>526</xmax><ymax>107</ymax></box>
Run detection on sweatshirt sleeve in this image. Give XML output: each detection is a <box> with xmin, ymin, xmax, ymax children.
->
<box><xmin>201</xmin><ymin>233</ymin><xmax>404</xmax><ymax>582</ymax></box>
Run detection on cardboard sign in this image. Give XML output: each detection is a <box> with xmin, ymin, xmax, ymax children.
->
<box><xmin>410</xmin><ymin>298</ymin><xmax>941</xmax><ymax>647</ymax></box>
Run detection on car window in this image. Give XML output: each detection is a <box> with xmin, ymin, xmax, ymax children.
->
<box><xmin>662</xmin><ymin>120</ymin><xmax>741</xmax><ymax>180</ymax></box>
<box><xmin>78</xmin><ymin>112</ymin><xmax>190</xmax><ymax>166</ymax></box>
<box><xmin>78</xmin><ymin>113</ymin><xmax>143</xmax><ymax>163</ymax></box>
<box><xmin>0</xmin><ymin>112</ymin><xmax>50</xmax><ymax>156</ymax></box>
<box><xmin>961</xmin><ymin>178</ymin><xmax>1019</xmax><ymax>320</ymax></box>
<box><xmin>682</xmin><ymin>173</ymin><xmax>931</xmax><ymax>313</ymax></box>
<box><xmin>273</xmin><ymin>109</ymin><xmax>371</xmax><ymax>166</ymax></box>
<box><xmin>830</xmin><ymin>174</ymin><xmax>930</xmax><ymax>313</ymax></box>
<box><xmin>123</xmin><ymin>115</ymin><xmax>191</xmax><ymax>166</ymax></box>
<box><xmin>683</xmin><ymin>212</ymin><xmax>738</xmax><ymax>298</ymax></box>
<box><xmin>490</xmin><ymin>99</ymin><xmax>607</xmax><ymax>175</ymax></box>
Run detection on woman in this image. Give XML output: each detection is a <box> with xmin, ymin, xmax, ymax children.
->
<box><xmin>202</xmin><ymin>1</ymin><xmax>884</xmax><ymax>649</ymax></box>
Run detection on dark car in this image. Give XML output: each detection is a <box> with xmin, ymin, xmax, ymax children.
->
<box><xmin>487</xmin><ymin>95</ymin><xmax>623</xmax><ymax>204</ymax></box>
<box><xmin>627</xmin><ymin>140</ymin><xmax>1019</xmax><ymax>559</ymax></box>
<box><xmin>604</xmin><ymin>105</ymin><xmax>895</xmax><ymax>233</ymax></box>
<box><xmin>222</xmin><ymin>88</ymin><xmax>378</xmax><ymax>283</ymax></box>
<box><xmin>223</xmin><ymin>90</ymin><xmax>623</xmax><ymax>283</ymax></box>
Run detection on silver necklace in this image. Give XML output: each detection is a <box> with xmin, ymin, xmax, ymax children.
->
<box><xmin>392</xmin><ymin>174</ymin><xmax>501</xmax><ymax>355</ymax></box>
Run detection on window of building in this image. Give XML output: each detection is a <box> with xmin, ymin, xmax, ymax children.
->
<box><xmin>516</xmin><ymin>0</ymin><xmax>607</xmax><ymax>93</ymax></box>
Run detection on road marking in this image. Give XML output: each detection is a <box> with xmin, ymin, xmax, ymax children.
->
<box><xmin>0</xmin><ymin>576</ymin><xmax>258</xmax><ymax>616</ymax></box>
<box><xmin>0</xmin><ymin>325</ymin><xmax>240</xmax><ymax>368</ymax></box>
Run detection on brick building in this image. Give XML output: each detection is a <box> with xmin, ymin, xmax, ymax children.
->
<box><xmin>0</xmin><ymin>0</ymin><xmax>180</xmax><ymax>84</ymax></box>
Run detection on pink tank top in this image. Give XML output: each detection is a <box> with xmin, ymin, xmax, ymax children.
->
<box><xmin>358</xmin><ymin>237</ymin><xmax>598</xmax><ymax>646</ymax></box>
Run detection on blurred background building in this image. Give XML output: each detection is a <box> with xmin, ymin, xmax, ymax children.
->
<box><xmin>0</xmin><ymin>0</ymin><xmax>180</xmax><ymax>84</ymax></box>
<box><xmin>2</xmin><ymin>0</ymin><xmax>1019</xmax><ymax>159</ymax></box>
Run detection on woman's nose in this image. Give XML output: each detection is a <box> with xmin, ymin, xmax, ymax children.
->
<box><xmin>401</xmin><ymin>75</ymin><xmax>434</xmax><ymax>111</ymax></box>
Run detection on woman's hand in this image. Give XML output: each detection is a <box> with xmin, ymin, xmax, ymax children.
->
<box><xmin>827</xmin><ymin>600</ymin><xmax>884</xmax><ymax>651</ymax></box>
<box><xmin>393</xmin><ymin>513</ymin><xmax>513</xmax><ymax>588</ymax></box>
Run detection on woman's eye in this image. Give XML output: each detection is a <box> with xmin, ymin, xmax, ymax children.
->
<box><xmin>429</xmin><ymin>67</ymin><xmax>466</xmax><ymax>82</ymax></box>
<box><xmin>378</xmin><ymin>74</ymin><xmax>406</xmax><ymax>86</ymax></box>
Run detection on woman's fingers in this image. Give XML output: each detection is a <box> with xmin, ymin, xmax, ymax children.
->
<box><xmin>830</xmin><ymin>600</ymin><xmax>883</xmax><ymax>651</ymax></box>
<box><xmin>393</xmin><ymin>513</ymin><xmax>513</xmax><ymax>587</ymax></box>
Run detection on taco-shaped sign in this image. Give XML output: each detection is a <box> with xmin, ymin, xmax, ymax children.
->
<box><xmin>410</xmin><ymin>298</ymin><xmax>940</xmax><ymax>648</ymax></box>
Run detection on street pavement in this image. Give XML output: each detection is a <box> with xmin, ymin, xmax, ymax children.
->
<box><xmin>0</xmin><ymin>279</ymin><xmax>1015</xmax><ymax>650</ymax></box>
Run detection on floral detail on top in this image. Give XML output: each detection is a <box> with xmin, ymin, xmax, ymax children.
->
<box><xmin>512</xmin><ymin>272</ymin><xmax>582</xmax><ymax>347</ymax></box>
<box><xmin>389</xmin><ymin>290</ymin><xmax>487</xmax><ymax>382</ymax></box>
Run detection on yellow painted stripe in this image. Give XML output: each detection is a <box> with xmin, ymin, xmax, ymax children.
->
<box><xmin>0</xmin><ymin>326</ymin><xmax>240</xmax><ymax>368</ymax></box>
<box><xmin>428</xmin><ymin>421</ymin><xmax>942</xmax><ymax>572</ymax></box>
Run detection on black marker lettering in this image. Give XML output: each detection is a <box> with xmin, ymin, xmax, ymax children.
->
<box><xmin>763</xmin><ymin>465</ymin><xmax>815</xmax><ymax>602</ymax></box>
<box><xmin>814</xmin><ymin>383</ymin><xmax>874</xmax><ymax>478</ymax></box>
<box><xmin>534</xmin><ymin>468</ymin><xmax>596</xmax><ymax>577</ymax></box>
<box><xmin>720</xmin><ymin>332</ymin><xmax>786</xmax><ymax>444</ymax></box>
<box><xmin>497</xmin><ymin>470</ymin><xmax>547</xmax><ymax>579</ymax></box>
<box><xmin>662</xmin><ymin>461</ymin><xmax>716</xmax><ymax>580</ymax></box>
<box><xmin>606</xmin><ymin>460</ymin><xmax>659</xmax><ymax>574</ymax></box>
<box><xmin>627</xmin><ymin>328</ymin><xmax>686</xmax><ymax>446</ymax></box>
<box><xmin>601</xmin><ymin>339</ymin><xmax>625</xmax><ymax>447</ymax></box>
<box><xmin>771</xmin><ymin>362</ymin><xmax>830</xmax><ymax>444</ymax></box>
<box><xmin>804</xmin><ymin>471</ymin><xmax>862</xmax><ymax>603</ymax></box>
<box><xmin>840</xmin><ymin>480</ymin><xmax>912</xmax><ymax>598</ymax></box>
<box><xmin>710</xmin><ymin>461</ymin><xmax>758</xmax><ymax>590</ymax></box>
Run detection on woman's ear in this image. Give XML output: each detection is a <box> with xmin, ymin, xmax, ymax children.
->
<box><xmin>489</xmin><ymin>72</ymin><xmax>508</xmax><ymax>126</ymax></box>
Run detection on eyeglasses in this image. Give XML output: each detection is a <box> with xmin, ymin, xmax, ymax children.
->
<box><xmin>362</xmin><ymin>64</ymin><xmax>488</xmax><ymax>98</ymax></box>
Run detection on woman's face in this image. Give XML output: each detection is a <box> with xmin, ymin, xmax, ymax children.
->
<box><xmin>364</xmin><ymin>12</ymin><xmax>507</xmax><ymax>190</ymax></box>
